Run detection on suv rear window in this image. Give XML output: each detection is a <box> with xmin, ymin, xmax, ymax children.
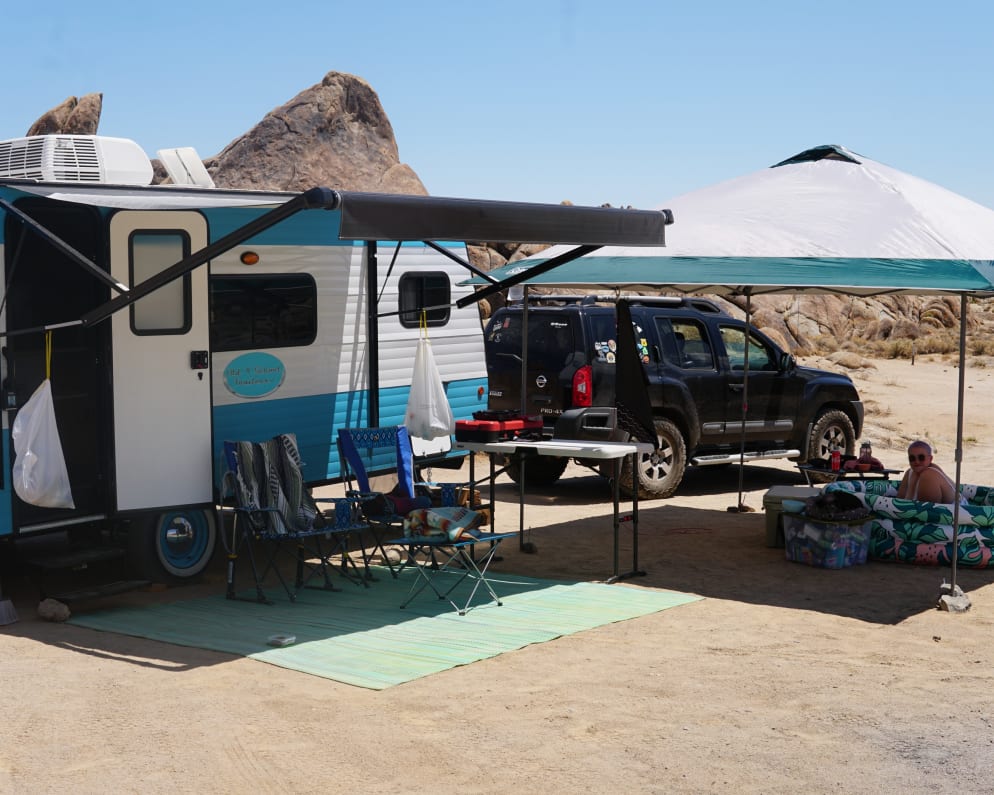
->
<box><xmin>485</xmin><ymin>313</ymin><xmax>576</xmax><ymax>366</ymax></box>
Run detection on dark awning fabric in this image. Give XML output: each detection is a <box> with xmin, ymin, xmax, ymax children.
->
<box><xmin>336</xmin><ymin>192</ymin><xmax>670</xmax><ymax>246</ymax></box>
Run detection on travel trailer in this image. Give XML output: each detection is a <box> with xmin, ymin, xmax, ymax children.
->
<box><xmin>0</xmin><ymin>134</ymin><xmax>669</xmax><ymax>587</ymax></box>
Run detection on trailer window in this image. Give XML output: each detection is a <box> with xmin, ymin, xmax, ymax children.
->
<box><xmin>398</xmin><ymin>272</ymin><xmax>450</xmax><ymax>327</ymax></box>
<box><xmin>130</xmin><ymin>232</ymin><xmax>191</xmax><ymax>334</ymax></box>
<box><xmin>209</xmin><ymin>274</ymin><xmax>317</xmax><ymax>351</ymax></box>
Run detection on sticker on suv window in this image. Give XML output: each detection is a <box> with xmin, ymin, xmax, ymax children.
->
<box><xmin>594</xmin><ymin>339</ymin><xmax>616</xmax><ymax>362</ymax></box>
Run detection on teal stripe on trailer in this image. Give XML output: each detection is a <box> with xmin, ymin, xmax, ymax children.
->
<box><xmin>375</xmin><ymin>379</ymin><xmax>487</xmax><ymax>425</ymax></box>
<box><xmin>445</xmin><ymin>377</ymin><xmax>488</xmax><ymax>419</ymax></box>
<box><xmin>213</xmin><ymin>392</ymin><xmax>363</xmax><ymax>485</ymax></box>
<box><xmin>203</xmin><ymin>207</ymin><xmax>351</xmax><ymax>247</ymax></box>
<box><xmin>212</xmin><ymin>377</ymin><xmax>486</xmax><ymax>488</ymax></box>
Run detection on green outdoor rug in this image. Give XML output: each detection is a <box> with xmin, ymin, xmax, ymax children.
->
<box><xmin>68</xmin><ymin>569</ymin><xmax>701</xmax><ymax>690</ymax></box>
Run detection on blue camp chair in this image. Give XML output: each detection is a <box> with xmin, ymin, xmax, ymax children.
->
<box><xmin>220</xmin><ymin>433</ymin><xmax>370</xmax><ymax>603</ymax></box>
<box><xmin>337</xmin><ymin>425</ymin><xmax>461</xmax><ymax>577</ymax></box>
<box><xmin>338</xmin><ymin>426</ymin><xmax>514</xmax><ymax>612</ymax></box>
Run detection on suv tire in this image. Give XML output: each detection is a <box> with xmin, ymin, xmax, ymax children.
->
<box><xmin>805</xmin><ymin>409</ymin><xmax>856</xmax><ymax>482</ymax></box>
<box><xmin>505</xmin><ymin>454</ymin><xmax>569</xmax><ymax>487</ymax></box>
<box><xmin>619</xmin><ymin>417</ymin><xmax>687</xmax><ymax>499</ymax></box>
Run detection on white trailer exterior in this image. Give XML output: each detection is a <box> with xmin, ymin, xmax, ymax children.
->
<box><xmin>0</xmin><ymin>135</ymin><xmax>669</xmax><ymax>584</ymax></box>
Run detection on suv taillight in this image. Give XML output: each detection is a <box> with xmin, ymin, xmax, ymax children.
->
<box><xmin>572</xmin><ymin>365</ymin><xmax>592</xmax><ymax>407</ymax></box>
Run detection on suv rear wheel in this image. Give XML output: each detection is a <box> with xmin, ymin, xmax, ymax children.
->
<box><xmin>619</xmin><ymin>417</ymin><xmax>687</xmax><ymax>499</ymax></box>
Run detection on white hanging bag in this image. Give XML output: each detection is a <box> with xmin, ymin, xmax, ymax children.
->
<box><xmin>11</xmin><ymin>333</ymin><xmax>75</xmax><ymax>509</ymax></box>
<box><xmin>404</xmin><ymin>320</ymin><xmax>454</xmax><ymax>440</ymax></box>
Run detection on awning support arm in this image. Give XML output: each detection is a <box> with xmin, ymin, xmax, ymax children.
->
<box><xmin>456</xmin><ymin>244</ymin><xmax>601</xmax><ymax>308</ymax></box>
<box><xmin>79</xmin><ymin>187</ymin><xmax>341</xmax><ymax>327</ymax></box>
<box><xmin>422</xmin><ymin>240</ymin><xmax>499</xmax><ymax>284</ymax></box>
<box><xmin>0</xmin><ymin>196</ymin><xmax>130</xmax><ymax>295</ymax></box>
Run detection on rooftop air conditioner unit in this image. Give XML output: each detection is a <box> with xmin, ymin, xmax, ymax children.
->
<box><xmin>0</xmin><ymin>135</ymin><xmax>153</xmax><ymax>186</ymax></box>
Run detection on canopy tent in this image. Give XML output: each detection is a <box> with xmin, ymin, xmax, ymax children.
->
<box><xmin>471</xmin><ymin>144</ymin><xmax>994</xmax><ymax>296</ymax></box>
<box><xmin>468</xmin><ymin>144</ymin><xmax>994</xmax><ymax>597</ymax></box>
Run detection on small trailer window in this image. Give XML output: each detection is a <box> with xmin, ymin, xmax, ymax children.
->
<box><xmin>209</xmin><ymin>274</ymin><xmax>317</xmax><ymax>351</ymax></box>
<box><xmin>130</xmin><ymin>231</ymin><xmax>191</xmax><ymax>334</ymax></box>
<box><xmin>398</xmin><ymin>272</ymin><xmax>450</xmax><ymax>328</ymax></box>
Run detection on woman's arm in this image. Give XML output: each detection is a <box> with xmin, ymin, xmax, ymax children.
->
<box><xmin>897</xmin><ymin>470</ymin><xmax>912</xmax><ymax>499</ymax></box>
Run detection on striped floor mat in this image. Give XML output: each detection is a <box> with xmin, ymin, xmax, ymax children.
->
<box><xmin>69</xmin><ymin>568</ymin><xmax>701</xmax><ymax>690</ymax></box>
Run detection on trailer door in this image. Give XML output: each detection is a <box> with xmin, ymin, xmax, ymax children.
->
<box><xmin>109</xmin><ymin>211</ymin><xmax>212</xmax><ymax>511</ymax></box>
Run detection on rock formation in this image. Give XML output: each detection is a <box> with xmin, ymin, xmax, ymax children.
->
<box><xmin>204</xmin><ymin>72</ymin><xmax>426</xmax><ymax>194</ymax></box>
<box><xmin>26</xmin><ymin>93</ymin><xmax>103</xmax><ymax>136</ymax></box>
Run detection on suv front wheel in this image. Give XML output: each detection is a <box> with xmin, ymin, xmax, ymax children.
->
<box><xmin>619</xmin><ymin>417</ymin><xmax>687</xmax><ymax>499</ymax></box>
<box><xmin>805</xmin><ymin>409</ymin><xmax>856</xmax><ymax>483</ymax></box>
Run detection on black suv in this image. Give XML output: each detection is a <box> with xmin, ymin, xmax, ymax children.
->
<box><xmin>484</xmin><ymin>295</ymin><xmax>864</xmax><ymax>498</ymax></box>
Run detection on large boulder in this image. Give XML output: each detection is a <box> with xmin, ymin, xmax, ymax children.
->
<box><xmin>26</xmin><ymin>93</ymin><xmax>103</xmax><ymax>136</ymax></box>
<box><xmin>204</xmin><ymin>71</ymin><xmax>426</xmax><ymax>194</ymax></box>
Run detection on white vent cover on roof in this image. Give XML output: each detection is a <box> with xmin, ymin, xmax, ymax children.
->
<box><xmin>156</xmin><ymin>147</ymin><xmax>215</xmax><ymax>188</ymax></box>
<box><xmin>0</xmin><ymin>135</ymin><xmax>153</xmax><ymax>185</ymax></box>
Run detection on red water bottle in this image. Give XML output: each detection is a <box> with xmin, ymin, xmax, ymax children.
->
<box><xmin>831</xmin><ymin>449</ymin><xmax>841</xmax><ymax>472</ymax></box>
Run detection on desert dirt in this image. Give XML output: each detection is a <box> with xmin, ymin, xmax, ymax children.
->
<box><xmin>2</xmin><ymin>355</ymin><xmax>994</xmax><ymax>794</ymax></box>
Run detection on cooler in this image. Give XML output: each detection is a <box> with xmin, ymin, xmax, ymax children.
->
<box><xmin>762</xmin><ymin>485</ymin><xmax>823</xmax><ymax>547</ymax></box>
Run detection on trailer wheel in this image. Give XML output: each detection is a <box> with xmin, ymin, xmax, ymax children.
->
<box><xmin>129</xmin><ymin>508</ymin><xmax>217</xmax><ymax>582</ymax></box>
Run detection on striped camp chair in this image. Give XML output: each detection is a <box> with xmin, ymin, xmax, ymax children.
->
<box><xmin>220</xmin><ymin>433</ymin><xmax>369</xmax><ymax>603</ymax></box>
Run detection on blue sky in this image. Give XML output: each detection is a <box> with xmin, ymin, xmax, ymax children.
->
<box><xmin>4</xmin><ymin>1</ymin><xmax>993</xmax><ymax>210</ymax></box>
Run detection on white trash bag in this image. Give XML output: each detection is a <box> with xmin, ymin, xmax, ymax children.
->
<box><xmin>11</xmin><ymin>380</ymin><xmax>75</xmax><ymax>509</ymax></box>
<box><xmin>404</xmin><ymin>335</ymin><xmax>454</xmax><ymax>440</ymax></box>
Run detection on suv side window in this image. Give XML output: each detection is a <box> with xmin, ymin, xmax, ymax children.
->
<box><xmin>719</xmin><ymin>325</ymin><xmax>778</xmax><ymax>371</ymax></box>
<box><xmin>660</xmin><ymin>317</ymin><xmax>715</xmax><ymax>370</ymax></box>
<box><xmin>587</xmin><ymin>311</ymin><xmax>651</xmax><ymax>364</ymax></box>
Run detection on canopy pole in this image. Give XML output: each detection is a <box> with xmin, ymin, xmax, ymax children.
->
<box><xmin>366</xmin><ymin>240</ymin><xmax>380</xmax><ymax>428</ymax></box>
<box><xmin>519</xmin><ymin>286</ymin><xmax>529</xmax><ymax>416</ymax></box>
<box><xmin>949</xmin><ymin>294</ymin><xmax>967</xmax><ymax>595</ymax></box>
<box><xmin>729</xmin><ymin>290</ymin><xmax>753</xmax><ymax>513</ymax></box>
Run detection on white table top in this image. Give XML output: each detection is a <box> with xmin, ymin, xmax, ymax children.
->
<box><xmin>454</xmin><ymin>438</ymin><xmax>653</xmax><ymax>460</ymax></box>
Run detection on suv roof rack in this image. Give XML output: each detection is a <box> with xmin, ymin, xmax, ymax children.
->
<box><xmin>518</xmin><ymin>294</ymin><xmax>724</xmax><ymax>313</ymax></box>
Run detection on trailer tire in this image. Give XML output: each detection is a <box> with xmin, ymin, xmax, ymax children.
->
<box><xmin>128</xmin><ymin>508</ymin><xmax>217</xmax><ymax>582</ymax></box>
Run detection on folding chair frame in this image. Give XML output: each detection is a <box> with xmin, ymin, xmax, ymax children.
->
<box><xmin>388</xmin><ymin>530</ymin><xmax>519</xmax><ymax>615</ymax></box>
<box><xmin>220</xmin><ymin>436</ymin><xmax>371</xmax><ymax>604</ymax></box>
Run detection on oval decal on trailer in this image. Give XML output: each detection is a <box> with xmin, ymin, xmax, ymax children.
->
<box><xmin>223</xmin><ymin>352</ymin><xmax>286</xmax><ymax>398</ymax></box>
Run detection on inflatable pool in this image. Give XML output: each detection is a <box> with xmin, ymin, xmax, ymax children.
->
<box><xmin>823</xmin><ymin>480</ymin><xmax>994</xmax><ymax>568</ymax></box>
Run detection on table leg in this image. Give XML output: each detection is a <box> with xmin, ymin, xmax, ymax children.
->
<box><xmin>607</xmin><ymin>451</ymin><xmax>647</xmax><ymax>584</ymax></box>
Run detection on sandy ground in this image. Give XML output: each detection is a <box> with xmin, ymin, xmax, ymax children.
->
<box><xmin>2</xmin><ymin>355</ymin><xmax>994</xmax><ymax>794</ymax></box>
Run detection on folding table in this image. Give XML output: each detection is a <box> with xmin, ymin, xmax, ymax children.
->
<box><xmin>454</xmin><ymin>438</ymin><xmax>653</xmax><ymax>583</ymax></box>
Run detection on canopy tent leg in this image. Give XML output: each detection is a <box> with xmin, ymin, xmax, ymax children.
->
<box><xmin>940</xmin><ymin>293</ymin><xmax>971</xmax><ymax>612</ymax></box>
<box><xmin>729</xmin><ymin>290</ymin><xmax>754</xmax><ymax>513</ymax></box>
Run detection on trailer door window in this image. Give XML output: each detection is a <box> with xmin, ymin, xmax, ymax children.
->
<box><xmin>130</xmin><ymin>231</ymin><xmax>191</xmax><ymax>334</ymax></box>
<box><xmin>398</xmin><ymin>272</ymin><xmax>450</xmax><ymax>327</ymax></box>
<box><xmin>209</xmin><ymin>274</ymin><xmax>317</xmax><ymax>351</ymax></box>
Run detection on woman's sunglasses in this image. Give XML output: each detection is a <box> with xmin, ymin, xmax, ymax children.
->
<box><xmin>908</xmin><ymin>453</ymin><xmax>929</xmax><ymax>463</ymax></box>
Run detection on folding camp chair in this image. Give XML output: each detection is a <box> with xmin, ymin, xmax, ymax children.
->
<box><xmin>386</xmin><ymin>511</ymin><xmax>518</xmax><ymax>615</ymax></box>
<box><xmin>220</xmin><ymin>433</ymin><xmax>370</xmax><ymax>604</ymax></box>
<box><xmin>337</xmin><ymin>425</ymin><xmax>460</xmax><ymax>577</ymax></box>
